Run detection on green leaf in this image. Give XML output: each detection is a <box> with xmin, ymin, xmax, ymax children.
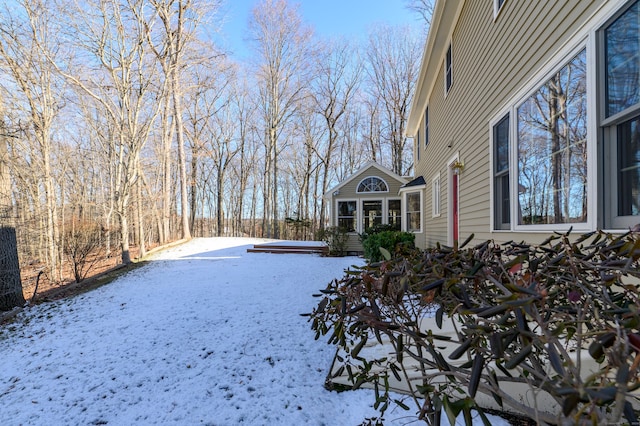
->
<box><xmin>394</xmin><ymin>399</ymin><xmax>410</xmax><ymax>410</ymax></box>
<box><xmin>442</xmin><ymin>396</ymin><xmax>461</xmax><ymax>426</ymax></box>
<box><xmin>448</xmin><ymin>337</ymin><xmax>474</xmax><ymax>360</ymax></box>
<box><xmin>562</xmin><ymin>392</ymin><xmax>580</xmax><ymax>416</ymax></box>
<box><xmin>436</xmin><ymin>307</ymin><xmax>444</xmax><ymax>329</ymax></box>
<box><xmin>379</xmin><ymin>246</ymin><xmax>391</xmax><ymax>261</ymax></box>
<box><xmin>351</xmin><ymin>336</ymin><xmax>367</xmax><ymax>358</ymax></box>
<box><xmin>588</xmin><ymin>341</ymin><xmax>605</xmax><ymax>362</ymax></box>
<box><xmin>547</xmin><ymin>343</ymin><xmax>565</xmax><ymax>376</ymax></box>
<box><xmin>504</xmin><ymin>344</ymin><xmax>532</xmax><ymax>370</ymax></box>
<box><xmin>468</xmin><ymin>354</ymin><xmax>484</xmax><ymax>398</ymax></box>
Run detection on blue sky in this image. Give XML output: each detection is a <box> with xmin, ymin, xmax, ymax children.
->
<box><xmin>218</xmin><ymin>0</ymin><xmax>422</xmax><ymax>60</ymax></box>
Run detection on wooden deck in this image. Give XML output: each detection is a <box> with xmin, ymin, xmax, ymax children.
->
<box><xmin>247</xmin><ymin>241</ymin><xmax>329</xmax><ymax>255</ymax></box>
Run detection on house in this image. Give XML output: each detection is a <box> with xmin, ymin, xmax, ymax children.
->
<box><xmin>406</xmin><ymin>0</ymin><xmax>640</xmax><ymax>249</ymax></box>
<box><xmin>324</xmin><ymin>161</ymin><xmax>409</xmax><ymax>253</ymax></box>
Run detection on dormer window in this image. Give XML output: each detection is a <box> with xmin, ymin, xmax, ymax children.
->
<box><xmin>357</xmin><ymin>177</ymin><xmax>388</xmax><ymax>193</ymax></box>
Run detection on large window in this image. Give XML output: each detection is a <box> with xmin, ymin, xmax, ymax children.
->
<box><xmin>406</xmin><ymin>192</ymin><xmax>421</xmax><ymax>232</ymax></box>
<box><xmin>362</xmin><ymin>200</ymin><xmax>383</xmax><ymax>231</ymax></box>
<box><xmin>337</xmin><ymin>201</ymin><xmax>356</xmax><ymax>232</ymax></box>
<box><xmin>493</xmin><ymin>114</ymin><xmax>510</xmax><ymax>229</ymax></box>
<box><xmin>388</xmin><ymin>199</ymin><xmax>401</xmax><ymax>230</ymax></box>
<box><xmin>357</xmin><ymin>177</ymin><xmax>388</xmax><ymax>193</ymax></box>
<box><xmin>517</xmin><ymin>48</ymin><xmax>587</xmax><ymax>225</ymax></box>
<box><xmin>602</xmin><ymin>1</ymin><xmax>640</xmax><ymax>228</ymax></box>
<box><xmin>605</xmin><ymin>0</ymin><xmax>640</xmax><ymax>118</ymax></box>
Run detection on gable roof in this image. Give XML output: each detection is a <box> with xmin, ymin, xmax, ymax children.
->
<box><xmin>401</xmin><ymin>176</ymin><xmax>426</xmax><ymax>188</ymax></box>
<box><xmin>407</xmin><ymin>0</ymin><xmax>465</xmax><ymax>135</ymax></box>
<box><xmin>324</xmin><ymin>161</ymin><xmax>410</xmax><ymax>198</ymax></box>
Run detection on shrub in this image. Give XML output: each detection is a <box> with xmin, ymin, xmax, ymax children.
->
<box><xmin>63</xmin><ymin>220</ymin><xmax>103</xmax><ymax>283</ymax></box>
<box><xmin>307</xmin><ymin>230</ymin><xmax>640</xmax><ymax>424</ymax></box>
<box><xmin>319</xmin><ymin>226</ymin><xmax>349</xmax><ymax>256</ymax></box>
<box><xmin>360</xmin><ymin>229</ymin><xmax>415</xmax><ymax>262</ymax></box>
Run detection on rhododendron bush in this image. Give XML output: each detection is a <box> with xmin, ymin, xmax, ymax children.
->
<box><xmin>307</xmin><ymin>230</ymin><xmax>640</xmax><ymax>425</ymax></box>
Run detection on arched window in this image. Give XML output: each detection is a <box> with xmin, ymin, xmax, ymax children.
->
<box><xmin>357</xmin><ymin>177</ymin><xmax>388</xmax><ymax>193</ymax></box>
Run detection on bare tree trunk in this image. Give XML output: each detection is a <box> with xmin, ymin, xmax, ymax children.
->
<box><xmin>136</xmin><ymin>170</ymin><xmax>146</xmax><ymax>258</ymax></box>
<box><xmin>172</xmin><ymin>76</ymin><xmax>191</xmax><ymax>240</ymax></box>
<box><xmin>0</xmin><ymin>123</ymin><xmax>24</xmax><ymax>310</ymax></box>
<box><xmin>0</xmin><ymin>227</ymin><xmax>24</xmax><ymax>311</ymax></box>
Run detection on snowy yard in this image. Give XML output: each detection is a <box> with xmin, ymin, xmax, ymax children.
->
<box><xmin>0</xmin><ymin>238</ymin><xmax>508</xmax><ymax>425</ymax></box>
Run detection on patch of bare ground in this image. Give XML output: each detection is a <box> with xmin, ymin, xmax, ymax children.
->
<box><xmin>19</xmin><ymin>239</ymin><xmax>189</xmax><ymax>304</ymax></box>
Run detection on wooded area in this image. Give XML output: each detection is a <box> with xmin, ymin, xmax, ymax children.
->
<box><xmin>0</xmin><ymin>0</ymin><xmax>429</xmax><ymax>306</ymax></box>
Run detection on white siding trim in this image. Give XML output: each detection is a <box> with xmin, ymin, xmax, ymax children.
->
<box><xmin>488</xmin><ymin>110</ymin><xmax>511</xmax><ymax>233</ymax></box>
<box><xmin>447</xmin><ymin>153</ymin><xmax>460</xmax><ymax>246</ymax></box>
<box><xmin>432</xmin><ymin>173</ymin><xmax>441</xmax><ymax>218</ymax></box>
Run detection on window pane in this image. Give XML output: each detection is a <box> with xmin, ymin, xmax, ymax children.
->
<box><xmin>425</xmin><ymin>107</ymin><xmax>430</xmax><ymax>147</ymax></box>
<box><xmin>517</xmin><ymin>49</ymin><xmax>588</xmax><ymax>225</ymax></box>
<box><xmin>357</xmin><ymin>177</ymin><xmax>388</xmax><ymax>193</ymax></box>
<box><xmin>445</xmin><ymin>45</ymin><xmax>452</xmax><ymax>91</ymax></box>
<box><xmin>406</xmin><ymin>192</ymin><xmax>421</xmax><ymax>232</ymax></box>
<box><xmin>500</xmin><ymin>174</ymin><xmax>510</xmax><ymax>224</ymax></box>
<box><xmin>605</xmin><ymin>1</ymin><xmax>640</xmax><ymax>117</ymax></box>
<box><xmin>337</xmin><ymin>201</ymin><xmax>356</xmax><ymax>232</ymax></box>
<box><xmin>388</xmin><ymin>200</ymin><xmax>401</xmax><ymax>230</ymax></box>
<box><xmin>493</xmin><ymin>114</ymin><xmax>510</xmax><ymax>229</ymax></box>
<box><xmin>362</xmin><ymin>200</ymin><xmax>382</xmax><ymax>231</ymax></box>
<box><xmin>432</xmin><ymin>177</ymin><xmax>440</xmax><ymax>216</ymax></box>
<box><xmin>494</xmin><ymin>115</ymin><xmax>509</xmax><ymax>173</ymax></box>
<box><xmin>617</xmin><ymin>116</ymin><xmax>640</xmax><ymax>216</ymax></box>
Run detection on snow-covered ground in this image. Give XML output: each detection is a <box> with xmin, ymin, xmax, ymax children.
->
<box><xmin>0</xmin><ymin>238</ymin><xmax>509</xmax><ymax>425</ymax></box>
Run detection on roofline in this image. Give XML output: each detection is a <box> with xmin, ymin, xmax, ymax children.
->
<box><xmin>323</xmin><ymin>161</ymin><xmax>410</xmax><ymax>199</ymax></box>
<box><xmin>407</xmin><ymin>0</ymin><xmax>465</xmax><ymax>135</ymax></box>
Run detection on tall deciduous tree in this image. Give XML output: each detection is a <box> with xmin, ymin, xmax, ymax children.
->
<box><xmin>366</xmin><ymin>25</ymin><xmax>421</xmax><ymax>175</ymax></box>
<box><xmin>0</xmin><ymin>0</ymin><xmax>63</xmax><ymax>279</ymax></box>
<box><xmin>403</xmin><ymin>0</ymin><xmax>435</xmax><ymax>28</ymax></box>
<box><xmin>0</xmin><ymin>111</ymin><xmax>25</xmax><ymax>311</ymax></box>
<box><xmin>248</xmin><ymin>0</ymin><xmax>313</xmax><ymax>238</ymax></box>
<box><xmin>56</xmin><ymin>0</ymin><xmax>163</xmax><ymax>264</ymax></box>
<box><xmin>312</xmin><ymin>40</ymin><xmax>361</xmax><ymax>231</ymax></box>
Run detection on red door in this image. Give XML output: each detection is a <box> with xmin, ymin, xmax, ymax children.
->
<box><xmin>452</xmin><ymin>173</ymin><xmax>459</xmax><ymax>243</ymax></box>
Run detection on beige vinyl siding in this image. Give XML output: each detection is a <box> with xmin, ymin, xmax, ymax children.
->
<box><xmin>414</xmin><ymin>0</ymin><xmax>604</xmax><ymax>248</ymax></box>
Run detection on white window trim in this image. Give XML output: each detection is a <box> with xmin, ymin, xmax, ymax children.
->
<box><xmin>355</xmin><ymin>176</ymin><xmax>390</xmax><ymax>194</ymax></box>
<box><xmin>488</xmin><ymin>39</ymin><xmax>596</xmax><ymax>234</ymax></box>
<box><xmin>424</xmin><ymin>105</ymin><xmax>430</xmax><ymax>148</ymax></box>
<box><xmin>444</xmin><ymin>42</ymin><xmax>453</xmax><ymax>97</ymax></box>
<box><xmin>493</xmin><ymin>0</ymin><xmax>507</xmax><ymax>20</ymax></box>
<box><xmin>400</xmin><ymin>186</ymin><xmax>425</xmax><ymax>234</ymax></box>
<box><xmin>335</xmin><ymin>199</ymin><xmax>358</xmax><ymax>234</ymax></box>
<box><xmin>387</xmin><ymin>197</ymin><xmax>402</xmax><ymax>230</ymax></box>
<box><xmin>489</xmin><ymin>110</ymin><xmax>511</xmax><ymax>233</ymax></box>
<box><xmin>432</xmin><ymin>173</ymin><xmax>441</xmax><ymax>218</ymax></box>
<box><xmin>337</xmin><ymin>196</ymin><xmax>405</xmax><ymax>234</ymax></box>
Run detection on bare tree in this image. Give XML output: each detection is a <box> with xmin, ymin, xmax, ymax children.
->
<box><xmin>0</xmin><ymin>0</ymin><xmax>63</xmax><ymax>279</ymax></box>
<box><xmin>0</xmin><ymin>110</ymin><xmax>25</xmax><ymax>310</ymax></box>
<box><xmin>248</xmin><ymin>0</ymin><xmax>313</xmax><ymax>238</ymax></box>
<box><xmin>55</xmin><ymin>0</ymin><xmax>163</xmax><ymax>264</ymax></box>
<box><xmin>366</xmin><ymin>25</ymin><xmax>421</xmax><ymax>175</ymax></box>
<box><xmin>312</xmin><ymin>40</ymin><xmax>361</xmax><ymax>231</ymax></box>
<box><xmin>403</xmin><ymin>0</ymin><xmax>435</xmax><ymax>28</ymax></box>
